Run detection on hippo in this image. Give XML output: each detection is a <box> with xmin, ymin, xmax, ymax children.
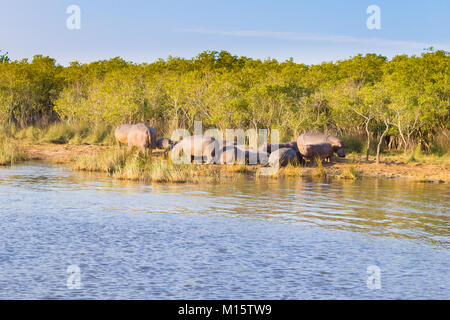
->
<box><xmin>156</xmin><ymin>137</ymin><xmax>173</xmax><ymax>150</ymax></box>
<box><xmin>268</xmin><ymin>148</ymin><xmax>301</xmax><ymax>167</ymax></box>
<box><xmin>217</xmin><ymin>145</ymin><xmax>249</xmax><ymax>164</ymax></box>
<box><xmin>169</xmin><ymin>135</ymin><xmax>220</xmax><ymax>164</ymax></box>
<box><xmin>259</xmin><ymin>142</ymin><xmax>299</xmax><ymax>154</ymax></box>
<box><xmin>114</xmin><ymin>124</ymin><xmax>133</xmax><ymax>145</ymax></box>
<box><xmin>297</xmin><ymin>133</ymin><xmax>345</xmax><ymax>159</ymax></box>
<box><xmin>125</xmin><ymin>123</ymin><xmax>156</xmax><ymax>153</ymax></box>
<box><xmin>243</xmin><ymin>151</ymin><xmax>269</xmax><ymax>165</ymax></box>
<box><xmin>298</xmin><ymin>143</ymin><xmax>335</xmax><ymax>163</ymax></box>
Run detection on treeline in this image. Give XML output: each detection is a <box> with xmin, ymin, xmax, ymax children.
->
<box><xmin>0</xmin><ymin>49</ymin><xmax>448</xmax><ymax>155</ymax></box>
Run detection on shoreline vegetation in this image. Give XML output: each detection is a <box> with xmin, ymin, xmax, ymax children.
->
<box><xmin>4</xmin><ymin>139</ymin><xmax>447</xmax><ymax>183</ymax></box>
<box><xmin>0</xmin><ymin>49</ymin><xmax>448</xmax><ymax>182</ymax></box>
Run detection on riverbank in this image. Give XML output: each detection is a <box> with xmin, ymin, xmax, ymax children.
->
<box><xmin>18</xmin><ymin>142</ymin><xmax>450</xmax><ymax>183</ymax></box>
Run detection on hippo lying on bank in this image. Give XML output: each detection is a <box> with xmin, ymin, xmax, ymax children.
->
<box><xmin>216</xmin><ymin>145</ymin><xmax>249</xmax><ymax>164</ymax></box>
<box><xmin>115</xmin><ymin>123</ymin><xmax>157</xmax><ymax>153</ymax></box>
<box><xmin>297</xmin><ymin>133</ymin><xmax>345</xmax><ymax>162</ymax></box>
<box><xmin>169</xmin><ymin>135</ymin><xmax>220</xmax><ymax>164</ymax></box>
<box><xmin>259</xmin><ymin>142</ymin><xmax>299</xmax><ymax>154</ymax></box>
<box><xmin>268</xmin><ymin>148</ymin><xmax>302</xmax><ymax>167</ymax></box>
<box><xmin>156</xmin><ymin>137</ymin><xmax>173</xmax><ymax>150</ymax></box>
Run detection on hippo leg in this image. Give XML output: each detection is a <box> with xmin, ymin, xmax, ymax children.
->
<box><xmin>205</xmin><ymin>155</ymin><xmax>214</xmax><ymax>164</ymax></box>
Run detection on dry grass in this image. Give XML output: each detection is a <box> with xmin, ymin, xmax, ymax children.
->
<box><xmin>73</xmin><ymin>148</ymin><xmax>197</xmax><ymax>183</ymax></box>
<box><xmin>0</xmin><ymin>137</ymin><xmax>29</xmax><ymax>166</ymax></box>
<box><xmin>312</xmin><ymin>157</ymin><xmax>326</xmax><ymax>178</ymax></box>
<box><xmin>337</xmin><ymin>166</ymin><xmax>361</xmax><ymax>180</ymax></box>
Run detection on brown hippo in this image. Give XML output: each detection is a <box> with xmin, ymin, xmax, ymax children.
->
<box><xmin>114</xmin><ymin>124</ymin><xmax>133</xmax><ymax>145</ymax></box>
<box><xmin>169</xmin><ymin>135</ymin><xmax>220</xmax><ymax>164</ymax></box>
<box><xmin>298</xmin><ymin>143</ymin><xmax>335</xmax><ymax>163</ymax></box>
<box><xmin>297</xmin><ymin>133</ymin><xmax>345</xmax><ymax>160</ymax></box>
<box><xmin>126</xmin><ymin>123</ymin><xmax>157</xmax><ymax>153</ymax></box>
<box><xmin>156</xmin><ymin>137</ymin><xmax>173</xmax><ymax>150</ymax></box>
<box><xmin>268</xmin><ymin>148</ymin><xmax>301</xmax><ymax>167</ymax></box>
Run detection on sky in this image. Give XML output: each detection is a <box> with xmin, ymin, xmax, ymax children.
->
<box><xmin>0</xmin><ymin>0</ymin><xmax>448</xmax><ymax>65</ymax></box>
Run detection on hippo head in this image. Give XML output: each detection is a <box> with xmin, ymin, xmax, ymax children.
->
<box><xmin>332</xmin><ymin>141</ymin><xmax>346</xmax><ymax>157</ymax></box>
<box><xmin>336</xmin><ymin>147</ymin><xmax>346</xmax><ymax>157</ymax></box>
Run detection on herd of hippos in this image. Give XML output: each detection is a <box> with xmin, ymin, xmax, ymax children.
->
<box><xmin>114</xmin><ymin>123</ymin><xmax>346</xmax><ymax>167</ymax></box>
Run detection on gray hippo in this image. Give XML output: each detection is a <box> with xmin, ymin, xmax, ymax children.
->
<box><xmin>114</xmin><ymin>124</ymin><xmax>133</xmax><ymax>145</ymax></box>
<box><xmin>169</xmin><ymin>135</ymin><xmax>219</xmax><ymax>164</ymax></box>
<box><xmin>259</xmin><ymin>142</ymin><xmax>299</xmax><ymax>154</ymax></box>
<box><xmin>115</xmin><ymin>123</ymin><xmax>156</xmax><ymax>153</ymax></box>
<box><xmin>297</xmin><ymin>133</ymin><xmax>345</xmax><ymax>161</ymax></box>
<box><xmin>156</xmin><ymin>137</ymin><xmax>173</xmax><ymax>150</ymax></box>
<box><xmin>268</xmin><ymin>148</ymin><xmax>301</xmax><ymax>167</ymax></box>
<box><xmin>244</xmin><ymin>151</ymin><xmax>269</xmax><ymax>165</ymax></box>
<box><xmin>217</xmin><ymin>145</ymin><xmax>249</xmax><ymax>164</ymax></box>
<box><xmin>126</xmin><ymin>123</ymin><xmax>157</xmax><ymax>153</ymax></box>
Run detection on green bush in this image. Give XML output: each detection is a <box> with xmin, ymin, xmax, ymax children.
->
<box><xmin>342</xmin><ymin>135</ymin><xmax>364</xmax><ymax>153</ymax></box>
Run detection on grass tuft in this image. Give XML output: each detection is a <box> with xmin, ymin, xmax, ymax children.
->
<box><xmin>0</xmin><ymin>137</ymin><xmax>29</xmax><ymax>166</ymax></box>
<box><xmin>337</xmin><ymin>166</ymin><xmax>361</xmax><ymax>180</ymax></box>
<box><xmin>313</xmin><ymin>156</ymin><xmax>326</xmax><ymax>178</ymax></box>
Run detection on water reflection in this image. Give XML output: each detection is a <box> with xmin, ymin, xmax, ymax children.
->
<box><xmin>1</xmin><ymin>162</ymin><xmax>448</xmax><ymax>248</ymax></box>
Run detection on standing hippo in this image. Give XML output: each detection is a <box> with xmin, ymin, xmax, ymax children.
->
<box><xmin>156</xmin><ymin>137</ymin><xmax>173</xmax><ymax>150</ymax></box>
<box><xmin>126</xmin><ymin>123</ymin><xmax>157</xmax><ymax>153</ymax></box>
<box><xmin>298</xmin><ymin>143</ymin><xmax>335</xmax><ymax>163</ymax></box>
<box><xmin>169</xmin><ymin>135</ymin><xmax>219</xmax><ymax>164</ymax></box>
<box><xmin>268</xmin><ymin>148</ymin><xmax>301</xmax><ymax>167</ymax></box>
<box><xmin>114</xmin><ymin>124</ymin><xmax>133</xmax><ymax>145</ymax></box>
<box><xmin>297</xmin><ymin>133</ymin><xmax>345</xmax><ymax>160</ymax></box>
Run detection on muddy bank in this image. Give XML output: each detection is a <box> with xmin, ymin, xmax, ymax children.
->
<box><xmin>23</xmin><ymin>142</ymin><xmax>449</xmax><ymax>183</ymax></box>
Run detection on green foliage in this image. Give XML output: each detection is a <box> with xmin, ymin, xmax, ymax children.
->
<box><xmin>0</xmin><ymin>50</ymin><xmax>448</xmax><ymax>155</ymax></box>
<box><xmin>0</xmin><ymin>51</ymin><xmax>10</xmax><ymax>63</ymax></box>
<box><xmin>342</xmin><ymin>135</ymin><xmax>364</xmax><ymax>153</ymax></box>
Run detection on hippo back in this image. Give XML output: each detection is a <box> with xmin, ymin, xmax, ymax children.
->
<box><xmin>268</xmin><ymin>148</ymin><xmax>299</xmax><ymax>167</ymax></box>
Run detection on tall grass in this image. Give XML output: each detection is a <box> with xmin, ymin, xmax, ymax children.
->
<box><xmin>313</xmin><ymin>156</ymin><xmax>326</xmax><ymax>178</ymax></box>
<box><xmin>9</xmin><ymin>122</ymin><xmax>115</xmax><ymax>146</ymax></box>
<box><xmin>0</xmin><ymin>137</ymin><xmax>28</xmax><ymax>165</ymax></box>
<box><xmin>73</xmin><ymin>148</ymin><xmax>197</xmax><ymax>183</ymax></box>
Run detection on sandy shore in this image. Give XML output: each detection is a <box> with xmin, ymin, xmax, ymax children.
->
<box><xmin>23</xmin><ymin>142</ymin><xmax>450</xmax><ymax>183</ymax></box>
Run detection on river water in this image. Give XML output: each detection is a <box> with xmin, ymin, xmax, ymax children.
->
<box><xmin>0</xmin><ymin>162</ymin><xmax>448</xmax><ymax>299</ymax></box>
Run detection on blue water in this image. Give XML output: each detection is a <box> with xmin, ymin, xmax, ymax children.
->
<box><xmin>0</xmin><ymin>162</ymin><xmax>448</xmax><ymax>299</ymax></box>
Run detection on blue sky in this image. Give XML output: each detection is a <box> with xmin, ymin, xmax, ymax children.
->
<box><xmin>0</xmin><ymin>0</ymin><xmax>448</xmax><ymax>65</ymax></box>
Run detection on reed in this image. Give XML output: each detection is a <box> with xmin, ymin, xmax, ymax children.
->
<box><xmin>0</xmin><ymin>138</ymin><xmax>29</xmax><ymax>166</ymax></box>
<box><xmin>73</xmin><ymin>148</ymin><xmax>197</xmax><ymax>183</ymax></box>
<box><xmin>337</xmin><ymin>166</ymin><xmax>361</xmax><ymax>180</ymax></box>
